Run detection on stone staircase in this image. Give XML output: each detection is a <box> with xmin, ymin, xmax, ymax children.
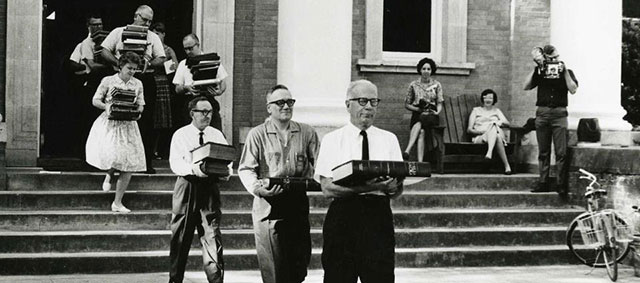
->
<box><xmin>0</xmin><ymin>168</ymin><xmax>585</xmax><ymax>275</ymax></box>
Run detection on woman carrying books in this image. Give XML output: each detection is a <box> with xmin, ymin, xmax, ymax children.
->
<box><xmin>85</xmin><ymin>51</ymin><xmax>146</xmax><ymax>213</ymax></box>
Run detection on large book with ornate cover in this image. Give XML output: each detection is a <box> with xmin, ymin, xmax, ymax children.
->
<box><xmin>191</xmin><ymin>142</ymin><xmax>236</xmax><ymax>176</ymax></box>
<box><xmin>331</xmin><ymin>160</ymin><xmax>431</xmax><ymax>186</ymax></box>
<box><xmin>264</xmin><ymin>177</ymin><xmax>321</xmax><ymax>192</ymax></box>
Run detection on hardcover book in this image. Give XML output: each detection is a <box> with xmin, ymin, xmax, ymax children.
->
<box><xmin>264</xmin><ymin>177</ymin><xmax>321</xmax><ymax>192</ymax></box>
<box><xmin>199</xmin><ymin>159</ymin><xmax>231</xmax><ymax>176</ymax></box>
<box><xmin>331</xmin><ymin>160</ymin><xmax>431</xmax><ymax>186</ymax></box>
<box><xmin>190</xmin><ymin>142</ymin><xmax>236</xmax><ymax>164</ymax></box>
<box><xmin>186</xmin><ymin>53</ymin><xmax>221</xmax><ymax>67</ymax></box>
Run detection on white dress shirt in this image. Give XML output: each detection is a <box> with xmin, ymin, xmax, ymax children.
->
<box><xmin>172</xmin><ymin>59</ymin><xmax>228</xmax><ymax>86</ymax></box>
<box><xmin>314</xmin><ymin>123</ymin><xmax>403</xmax><ymax>193</ymax></box>
<box><xmin>169</xmin><ymin>123</ymin><xmax>231</xmax><ymax>176</ymax></box>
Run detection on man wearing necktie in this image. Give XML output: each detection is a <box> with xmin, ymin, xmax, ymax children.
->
<box><xmin>238</xmin><ymin>84</ymin><xmax>319</xmax><ymax>283</ymax></box>
<box><xmin>314</xmin><ymin>80</ymin><xmax>403</xmax><ymax>283</ymax></box>
<box><xmin>168</xmin><ymin>96</ymin><xmax>231</xmax><ymax>283</ymax></box>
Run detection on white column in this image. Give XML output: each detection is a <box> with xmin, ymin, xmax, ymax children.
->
<box><xmin>200</xmin><ymin>0</ymin><xmax>235</xmax><ymax>141</ymax></box>
<box><xmin>550</xmin><ymin>0</ymin><xmax>627</xmax><ymax>131</ymax></box>
<box><xmin>278</xmin><ymin>0</ymin><xmax>352</xmax><ymax>132</ymax></box>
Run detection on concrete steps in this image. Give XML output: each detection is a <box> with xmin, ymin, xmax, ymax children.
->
<box><xmin>0</xmin><ymin>168</ymin><xmax>585</xmax><ymax>274</ymax></box>
<box><xmin>0</xmin><ymin>245</ymin><xmax>581</xmax><ymax>275</ymax></box>
<box><xmin>0</xmin><ymin>190</ymin><xmax>570</xmax><ymax>210</ymax></box>
<box><xmin>0</xmin><ymin>227</ymin><xmax>569</xmax><ymax>253</ymax></box>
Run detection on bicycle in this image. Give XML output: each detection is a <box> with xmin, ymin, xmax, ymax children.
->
<box><xmin>566</xmin><ymin>168</ymin><xmax>634</xmax><ymax>282</ymax></box>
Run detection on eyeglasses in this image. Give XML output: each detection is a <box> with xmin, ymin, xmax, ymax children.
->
<box><xmin>267</xmin><ymin>99</ymin><xmax>296</xmax><ymax>108</ymax></box>
<box><xmin>348</xmin><ymin>98</ymin><xmax>381</xmax><ymax>107</ymax></box>
<box><xmin>136</xmin><ymin>13</ymin><xmax>153</xmax><ymax>24</ymax></box>
<box><xmin>192</xmin><ymin>109</ymin><xmax>212</xmax><ymax>116</ymax></box>
<box><xmin>183</xmin><ymin>43</ymin><xmax>198</xmax><ymax>52</ymax></box>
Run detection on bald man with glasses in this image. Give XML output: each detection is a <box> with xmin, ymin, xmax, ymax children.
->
<box><xmin>173</xmin><ymin>33</ymin><xmax>228</xmax><ymax>130</ymax></box>
<box><xmin>238</xmin><ymin>84</ymin><xmax>319</xmax><ymax>283</ymax></box>
<box><xmin>314</xmin><ymin>80</ymin><xmax>403</xmax><ymax>283</ymax></box>
<box><xmin>100</xmin><ymin>4</ymin><xmax>166</xmax><ymax>173</ymax></box>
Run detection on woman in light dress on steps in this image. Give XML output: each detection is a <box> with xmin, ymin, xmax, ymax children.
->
<box><xmin>467</xmin><ymin>89</ymin><xmax>512</xmax><ymax>175</ymax></box>
<box><xmin>85</xmin><ymin>51</ymin><xmax>146</xmax><ymax>213</ymax></box>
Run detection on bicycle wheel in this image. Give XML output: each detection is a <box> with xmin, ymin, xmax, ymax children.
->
<box><xmin>602</xmin><ymin>233</ymin><xmax>618</xmax><ymax>282</ymax></box>
<box><xmin>566</xmin><ymin>212</ymin><xmax>630</xmax><ymax>267</ymax></box>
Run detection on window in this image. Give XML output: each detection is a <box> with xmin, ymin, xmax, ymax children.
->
<box><xmin>383</xmin><ymin>0</ymin><xmax>432</xmax><ymax>53</ymax></box>
<box><xmin>358</xmin><ymin>0</ymin><xmax>475</xmax><ymax>75</ymax></box>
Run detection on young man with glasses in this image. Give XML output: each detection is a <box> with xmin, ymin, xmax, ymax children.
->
<box><xmin>238</xmin><ymin>84</ymin><xmax>319</xmax><ymax>283</ymax></box>
<box><xmin>173</xmin><ymin>33</ymin><xmax>228</xmax><ymax>130</ymax></box>
<box><xmin>314</xmin><ymin>80</ymin><xmax>403</xmax><ymax>283</ymax></box>
<box><xmin>100</xmin><ymin>4</ymin><xmax>167</xmax><ymax>174</ymax></box>
<box><xmin>168</xmin><ymin>96</ymin><xmax>231</xmax><ymax>283</ymax></box>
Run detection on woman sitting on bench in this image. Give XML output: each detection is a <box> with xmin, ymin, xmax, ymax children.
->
<box><xmin>467</xmin><ymin>89</ymin><xmax>512</xmax><ymax>175</ymax></box>
<box><xmin>403</xmin><ymin>57</ymin><xmax>444</xmax><ymax>162</ymax></box>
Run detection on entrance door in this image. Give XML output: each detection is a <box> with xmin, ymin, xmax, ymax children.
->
<box><xmin>40</xmin><ymin>0</ymin><xmax>193</xmax><ymax>168</ymax></box>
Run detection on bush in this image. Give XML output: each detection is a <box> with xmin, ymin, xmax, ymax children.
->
<box><xmin>622</xmin><ymin>19</ymin><xmax>640</xmax><ymax>129</ymax></box>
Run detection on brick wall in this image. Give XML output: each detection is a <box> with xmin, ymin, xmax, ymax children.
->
<box><xmin>351</xmin><ymin>0</ymin><xmax>550</xmax><ymax>150</ymax></box>
<box><xmin>510</xmin><ymin>0</ymin><xmax>550</xmax><ymax>126</ymax></box>
<box><xmin>233</xmin><ymin>0</ymin><xmax>278</xmax><ymax>146</ymax></box>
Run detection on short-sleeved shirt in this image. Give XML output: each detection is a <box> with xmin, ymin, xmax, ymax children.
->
<box><xmin>405</xmin><ymin>79</ymin><xmax>444</xmax><ymax>111</ymax></box>
<box><xmin>530</xmin><ymin>67</ymin><xmax>578</xmax><ymax>107</ymax></box>
<box><xmin>169</xmin><ymin>124</ymin><xmax>231</xmax><ymax>177</ymax></box>
<box><xmin>93</xmin><ymin>73</ymin><xmax>145</xmax><ymax>106</ymax></box>
<box><xmin>314</xmin><ymin>123</ymin><xmax>403</xmax><ymax>194</ymax></box>
<box><xmin>238</xmin><ymin>119</ymin><xmax>320</xmax><ymax>196</ymax></box>
<box><xmin>172</xmin><ymin>59</ymin><xmax>228</xmax><ymax>86</ymax></box>
<box><xmin>101</xmin><ymin>26</ymin><xmax>166</xmax><ymax>60</ymax></box>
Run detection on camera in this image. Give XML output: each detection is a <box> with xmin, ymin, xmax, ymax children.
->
<box><xmin>542</xmin><ymin>60</ymin><xmax>563</xmax><ymax>79</ymax></box>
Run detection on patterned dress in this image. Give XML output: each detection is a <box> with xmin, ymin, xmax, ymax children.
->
<box><xmin>153</xmin><ymin>44</ymin><xmax>177</xmax><ymax>129</ymax></box>
<box><xmin>85</xmin><ymin>74</ymin><xmax>147</xmax><ymax>172</ymax></box>
<box><xmin>405</xmin><ymin>79</ymin><xmax>444</xmax><ymax>128</ymax></box>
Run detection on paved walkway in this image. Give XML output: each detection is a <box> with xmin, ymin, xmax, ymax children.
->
<box><xmin>1</xmin><ymin>266</ymin><xmax>638</xmax><ymax>283</ymax></box>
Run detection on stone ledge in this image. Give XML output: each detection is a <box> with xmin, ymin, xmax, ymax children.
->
<box><xmin>357</xmin><ymin>59</ymin><xmax>476</xmax><ymax>76</ymax></box>
<box><xmin>569</xmin><ymin>146</ymin><xmax>640</xmax><ymax>175</ymax></box>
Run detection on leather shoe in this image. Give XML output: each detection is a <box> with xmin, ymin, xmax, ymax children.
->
<box><xmin>145</xmin><ymin>168</ymin><xmax>156</xmax><ymax>174</ymax></box>
<box><xmin>111</xmin><ymin>202</ymin><xmax>131</xmax><ymax>213</ymax></box>
<box><xmin>531</xmin><ymin>182</ymin><xmax>553</xmax><ymax>193</ymax></box>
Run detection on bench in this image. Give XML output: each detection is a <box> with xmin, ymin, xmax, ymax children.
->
<box><xmin>432</xmin><ymin>94</ymin><xmax>524</xmax><ymax>173</ymax></box>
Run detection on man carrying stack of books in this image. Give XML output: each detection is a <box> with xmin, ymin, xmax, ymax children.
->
<box><xmin>100</xmin><ymin>4</ymin><xmax>166</xmax><ymax>174</ymax></box>
<box><xmin>173</xmin><ymin>34</ymin><xmax>228</xmax><ymax>131</ymax></box>
<box><xmin>238</xmin><ymin>84</ymin><xmax>320</xmax><ymax>283</ymax></box>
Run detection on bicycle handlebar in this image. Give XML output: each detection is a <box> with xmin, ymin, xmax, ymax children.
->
<box><xmin>578</xmin><ymin>168</ymin><xmax>598</xmax><ymax>189</ymax></box>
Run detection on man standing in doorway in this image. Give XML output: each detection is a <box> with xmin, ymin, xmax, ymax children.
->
<box><xmin>173</xmin><ymin>33</ymin><xmax>228</xmax><ymax>131</ymax></box>
<box><xmin>101</xmin><ymin>4</ymin><xmax>166</xmax><ymax>174</ymax></box>
<box><xmin>314</xmin><ymin>80</ymin><xmax>403</xmax><ymax>283</ymax></box>
<box><xmin>238</xmin><ymin>84</ymin><xmax>318</xmax><ymax>283</ymax></box>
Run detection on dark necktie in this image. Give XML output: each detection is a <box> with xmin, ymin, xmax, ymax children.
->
<box><xmin>360</xmin><ymin>130</ymin><xmax>369</xmax><ymax>160</ymax></box>
<box><xmin>199</xmin><ymin>132</ymin><xmax>204</xmax><ymax>146</ymax></box>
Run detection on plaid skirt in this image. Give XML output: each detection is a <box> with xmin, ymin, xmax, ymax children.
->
<box><xmin>153</xmin><ymin>74</ymin><xmax>172</xmax><ymax>129</ymax></box>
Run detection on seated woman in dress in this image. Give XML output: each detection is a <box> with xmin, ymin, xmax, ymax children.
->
<box><xmin>403</xmin><ymin>57</ymin><xmax>444</xmax><ymax>162</ymax></box>
<box><xmin>85</xmin><ymin>51</ymin><xmax>146</xmax><ymax>213</ymax></box>
<box><xmin>467</xmin><ymin>89</ymin><xmax>512</xmax><ymax>174</ymax></box>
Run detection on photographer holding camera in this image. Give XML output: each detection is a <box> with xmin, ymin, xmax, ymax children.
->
<box><xmin>524</xmin><ymin>44</ymin><xmax>578</xmax><ymax>195</ymax></box>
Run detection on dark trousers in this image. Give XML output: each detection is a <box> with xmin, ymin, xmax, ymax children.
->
<box><xmin>252</xmin><ymin>191</ymin><xmax>311</xmax><ymax>283</ymax></box>
<box><xmin>322</xmin><ymin>195</ymin><xmax>395</xmax><ymax>283</ymax></box>
<box><xmin>136</xmin><ymin>73</ymin><xmax>157</xmax><ymax>170</ymax></box>
<box><xmin>169</xmin><ymin>176</ymin><xmax>224</xmax><ymax>283</ymax></box>
<box><xmin>535</xmin><ymin>106</ymin><xmax>568</xmax><ymax>187</ymax></box>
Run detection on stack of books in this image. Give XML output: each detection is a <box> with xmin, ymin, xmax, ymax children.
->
<box><xmin>191</xmin><ymin>142</ymin><xmax>236</xmax><ymax>176</ymax></box>
<box><xmin>91</xmin><ymin>30</ymin><xmax>110</xmax><ymax>63</ymax></box>
<box><xmin>120</xmin><ymin>25</ymin><xmax>148</xmax><ymax>56</ymax></box>
<box><xmin>186</xmin><ymin>53</ymin><xmax>221</xmax><ymax>87</ymax></box>
<box><xmin>108</xmin><ymin>87</ymin><xmax>139</xmax><ymax>120</ymax></box>
<box><xmin>331</xmin><ymin>160</ymin><xmax>431</xmax><ymax>186</ymax></box>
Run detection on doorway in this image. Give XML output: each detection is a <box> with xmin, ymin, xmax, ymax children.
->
<box><xmin>40</xmin><ymin>0</ymin><xmax>194</xmax><ymax>168</ymax></box>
